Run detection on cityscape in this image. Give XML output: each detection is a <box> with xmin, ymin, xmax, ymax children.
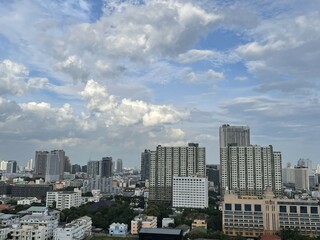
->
<box><xmin>0</xmin><ymin>124</ymin><xmax>319</xmax><ymax>239</ymax></box>
<box><xmin>1</xmin><ymin>1</ymin><xmax>320</xmax><ymax>240</ymax></box>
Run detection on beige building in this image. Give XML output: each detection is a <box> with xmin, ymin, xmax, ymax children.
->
<box><xmin>223</xmin><ymin>188</ymin><xmax>320</xmax><ymax>238</ymax></box>
<box><xmin>131</xmin><ymin>215</ymin><xmax>157</xmax><ymax>234</ymax></box>
<box><xmin>191</xmin><ymin>219</ymin><xmax>207</xmax><ymax>230</ymax></box>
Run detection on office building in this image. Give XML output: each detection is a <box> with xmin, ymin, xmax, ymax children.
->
<box><xmin>64</xmin><ymin>156</ymin><xmax>71</xmax><ymax>173</ymax></box>
<box><xmin>101</xmin><ymin>157</ymin><xmax>112</xmax><ymax>178</ymax></box>
<box><xmin>34</xmin><ymin>151</ymin><xmax>49</xmax><ymax>178</ymax></box>
<box><xmin>46</xmin><ymin>189</ymin><xmax>82</xmax><ymax>210</ymax></box>
<box><xmin>72</xmin><ymin>164</ymin><xmax>82</xmax><ymax>174</ymax></box>
<box><xmin>206</xmin><ymin>164</ymin><xmax>220</xmax><ymax>191</ymax></box>
<box><xmin>141</xmin><ymin>149</ymin><xmax>151</xmax><ymax>181</ymax></box>
<box><xmin>295</xmin><ymin>166</ymin><xmax>309</xmax><ymax>191</ymax></box>
<box><xmin>282</xmin><ymin>162</ymin><xmax>295</xmax><ymax>185</ymax></box>
<box><xmin>222</xmin><ymin>188</ymin><xmax>320</xmax><ymax>238</ymax></box>
<box><xmin>220</xmin><ymin>145</ymin><xmax>282</xmax><ymax>197</ymax></box>
<box><xmin>82</xmin><ymin>165</ymin><xmax>87</xmax><ymax>173</ymax></box>
<box><xmin>35</xmin><ymin>150</ymin><xmax>66</xmax><ymax>181</ymax></box>
<box><xmin>219</xmin><ymin>124</ymin><xmax>250</xmax><ymax>147</ymax></box>
<box><xmin>116</xmin><ymin>158</ymin><xmax>123</xmax><ymax>173</ymax></box>
<box><xmin>11</xmin><ymin>184</ymin><xmax>53</xmax><ymax>198</ymax></box>
<box><xmin>87</xmin><ymin>160</ymin><xmax>100</xmax><ymax>178</ymax></box>
<box><xmin>149</xmin><ymin>143</ymin><xmax>205</xmax><ymax>203</ymax></box>
<box><xmin>172</xmin><ymin>176</ymin><xmax>208</xmax><ymax>209</ymax></box>
<box><xmin>6</xmin><ymin>160</ymin><xmax>17</xmax><ymax>174</ymax></box>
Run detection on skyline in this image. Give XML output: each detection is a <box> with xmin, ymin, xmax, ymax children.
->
<box><xmin>0</xmin><ymin>0</ymin><xmax>320</xmax><ymax>167</ymax></box>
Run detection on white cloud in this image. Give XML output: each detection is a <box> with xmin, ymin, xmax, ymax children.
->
<box><xmin>176</xmin><ymin>49</ymin><xmax>218</xmax><ymax>64</ymax></box>
<box><xmin>207</xmin><ymin>69</ymin><xmax>224</xmax><ymax>80</ymax></box>
<box><xmin>81</xmin><ymin>79</ymin><xmax>189</xmax><ymax>127</ymax></box>
<box><xmin>0</xmin><ymin>59</ymin><xmax>48</xmax><ymax>96</ymax></box>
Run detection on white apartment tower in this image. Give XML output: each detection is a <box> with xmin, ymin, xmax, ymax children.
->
<box><xmin>149</xmin><ymin>143</ymin><xmax>205</xmax><ymax>203</ymax></box>
<box><xmin>220</xmin><ymin>144</ymin><xmax>282</xmax><ymax>197</ymax></box>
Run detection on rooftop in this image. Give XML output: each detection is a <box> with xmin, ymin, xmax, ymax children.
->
<box><xmin>139</xmin><ymin>228</ymin><xmax>182</xmax><ymax>235</ymax></box>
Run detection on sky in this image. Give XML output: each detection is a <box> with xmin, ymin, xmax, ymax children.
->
<box><xmin>0</xmin><ymin>0</ymin><xmax>320</xmax><ymax>168</ymax></box>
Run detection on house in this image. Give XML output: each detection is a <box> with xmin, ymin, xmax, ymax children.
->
<box><xmin>109</xmin><ymin>223</ymin><xmax>128</xmax><ymax>236</ymax></box>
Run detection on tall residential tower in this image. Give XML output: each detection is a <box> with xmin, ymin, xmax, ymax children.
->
<box><xmin>149</xmin><ymin>143</ymin><xmax>205</xmax><ymax>203</ymax></box>
<box><xmin>219</xmin><ymin>124</ymin><xmax>250</xmax><ymax>147</ymax></box>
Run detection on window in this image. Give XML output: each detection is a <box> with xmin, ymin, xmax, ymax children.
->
<box><xmin>280</xmin><ymin>206</ymin><xmax>286</xmax><ymax>213</ymax></box>
<box><xmin>290</xmin><ymin>206</ymin><xmax>297</xmax><ymax>213</ymax></box>
<box><xmin>235</xmin><ymin>204</ymin><xmax>242</xmax><ymax>211</ymax></box>
<box><xmin>311</xmin><ymin>207</ymin><xmax>318</xmax><ymax>214</ymax></box>
<box><xmin>300</xmin><ymin>206</ymin><xmax>307</xmax><ymax>214</ymax></box>
<box><xmin>245</xmin><ymin>204</ymin><xmax>251</xmax><ymax>211</ymax></box>
<box><xmin>254</xmin><ymin>205</ymin><xmax>261</xmax><ymax>212</ymax></box>
<box><xmin>225</xmin><ymin>204</ymin><xmax>232</xmax><ymax>210</ymax></box>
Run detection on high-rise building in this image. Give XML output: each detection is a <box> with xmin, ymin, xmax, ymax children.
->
<box><xmin>101</xmin><ymin>157</ymin><xmax>112</xmax><ymax>178</ymax></box>
<box><xmin>282</xmin><ymin>162</ymin><xmax>295</xmax><ymax>185</ymax></box>
<box><xmin>26</xmin><ymin>159</ymin><xmax>34</xmax><ymax>171</ymax></box>
<box><xmin>116</xmin><ymin>158</ymin><xmax>123</xmax><ymax>173</ymax></box>
<box><xmin>0</xmin><ymin>160</ymin><xmax>8</xmax><ymax>171</ymax></box>
<box><xmin>295</xmin><ymin>166</ymin><xmax>309</xmax><ymax>190</ymax></box>
<box><xmin>219</xmin><ymin>124</ymin><xmax>250</xmax><ymax>147</ymax></box>
<box><xmin>220</xmin><ymin>145</ymin><xmax>282</xmax><ymax>197</ymax></box>
<box><xmin>72</xmin><ymin>164</ymin><xmax>82</xmax><ymax>174</ymax></box>
<box><xmin>50</xmin><ymin>150</ymin><xmax>66</xmax><ymax>179</ymax></box>
<box><xmin>206</xmin><ymin>164</ymin><xmax>220</xmax><ymax>191</ymax></box>
<box><xmin>6</xmin><ymin>160</ymin><xmax>17</xmax><ymax>173</ymax></box>
<box><xmin>87</xmin><ymin>161</ymin><xmax>100</xmax><ymax>178</ymax></box>
<box><xmin>141</xmin><ymin>149</ymin><xmax>151</xmax><ymax>181</ymax></box>
<box><xmin>149</xmin><ymin>143</ymin><xmax>205</xmax><ymax>203</ymax></box>
<box><xmin>45</xmin><ymin>152</ymin><xmax>61</xmax><ymax>182</ymax></box>
<box><xmin>34</xmin><ymin>151</ymin><xmax>49</xmax><ymax>178</ymax></box>
<box><xmin>82</xmin><ymin>165</ymin><xmax>87</xmax><ymax>173</ymax></box>
<box><xmin>64</xmin><ymin>156</ymin><xmax>71</xmax><ymax>173</ymax></box>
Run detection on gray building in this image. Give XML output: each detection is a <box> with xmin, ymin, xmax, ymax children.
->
<box><xmin>149</xmin><ymin>143</ymin><xmax>206</xmax><ymax>203</ymax></box>
<box><xmin>219</xmin><ymin>124</ymin><xmax>250</xmax><ymax>147</ymax></box>
<box><xmin>206</xmin><ymin>164</ymin><xmax>220</xmax><ymax>191</ymax></box>
<box><xmin>34</xmin><ymin>151</ymin><xmax>49</xmax><ymax>178</ymax></box>
<box><xmin>141</xmin><ymin>149</ymin><xmax>151</xmax><ymax>181</ymax></box>
<box><xmin>6</xmin><ymin>160</ymin><xmax>17</xmax><ymax>174</ymax></box>
<box><xmin>116</xmin><ymin>158</ymin><xmax>123</xmax><ymax>173</ymax></box>
<box><xmin>101</xmin><ymin>157</ymin><xmax>113</xmax><ymax>178</ymax></box>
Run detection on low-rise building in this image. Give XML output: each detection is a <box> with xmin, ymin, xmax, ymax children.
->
<box><xmin>46</xmin><ymin>189</ymin><xmax>81</xmax><ymax>210</ymax></box>
<box><xmin>139</xmin><ymin>228</ymin><xmax>183</xmax><ymax>240</ymax></box>
<box><xmin>0</xmin><ymin>213</ymin><xmax>20</xmax><ymax>227</ymax></box>
<box><xmin>191</xmin><ymin>219</ymin><xmax>207</xmax><ymax>230</ymax></box>
<box><xmin>10</xmin><ymin>224</ymin><xmax>47</xmax><ymax>240</ymax></box>
<box><xmin>17</xmin><ymin>197</ymin><xmax>41</xmax><ymax>205</ymax></box>
<box><xmin>54</xmin><ymin>216</ymin><xmax>92</xmax><ymax>240</ymax></box>
<box><xmin>131</xmin><ymin>215</ymin><xmax>157</xmax><ymax>234</ymax></box>
<box><xmin>162</xmin><ymin>218</ymin><xmax>174</xmax><ymax>228</ymax></box>
<box><xmin>109</xmin><ymin>223</ymin><xmax>128</xmax><ymax>236</ymax></box>
<box><xmin>222</xmin><ymin>187</ymin><xmax>320</xmax><ymax>238</ymax></box>
<box><xmin>0</xmin><ymin>227</ymin><xmax>10</xmax><ymax>240</ymax></box>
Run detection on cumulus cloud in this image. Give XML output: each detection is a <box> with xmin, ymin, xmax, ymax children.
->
<box><xmin>0</xmin><ymin>60</ymin><xmax>48</xmax><ymax>96</ymax></box>
<box><xmin>184</xmin><ymin>69</ymin><xmax>224</xmax><ymax>83</ymax></box>
<box><xmin>176</xmin><ymin>49</ymin><xmax>218</xmax><ymax>64</ymax></box>
<box><xmin>81</xmin><ymin>79</ymin><xmax>189</xmax><ymax>127</ymax></box>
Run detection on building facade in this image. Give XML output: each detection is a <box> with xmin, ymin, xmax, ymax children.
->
<box><xmin>219</xmin><ymin>124</ymin><xmax>250</xmax><ymax>148</ymax></box>
<box><xmin>149</xmin><ymin>143</ymin><xmax>205</xmax><ymax>203</ymax></box>
<box><xmin>116</xmin><ymin>158</ymin><xmax>123</xmax><ymax>173</ymax></box>
<box><xmin>220</xmin><ymin>145</ymin><xmax>282</xmax><ymax>197</ymax></box>
<box><xmin>101</xmin><ymin>157</ymin><xmax>112</xmax><ymax>178</ymax></box>
<box><xmin>222</xmin><ymin>188</ymin><xmax>320</xmax><ymax>238</ymax></box>
<box><xmin>109</xmin><ymin>223</ymin><xmax>128</xmax><ymax>236</ymax></box>
<box><xmin>46</xmin><ymin>189</ymin><xmax>82</xmax><ymax>210</ymax></box>
<box><xmin>54</xmin><ymin>216</ymin><xmax>92</xmax><ymax>240</ymax></box>
<box><xmin>172</xmin><ymin>176</ymin><xmax>208</xmax><ymax>209</ymax></box>
<box><xmin>131</xmin><ymin>215</ymin><xmax>157</xmax><ymax>235</ymax></box>
<box><xmin>141</xmin><ymin>149</ymin><xmax>151</xmax><ymax>181</ymax></box>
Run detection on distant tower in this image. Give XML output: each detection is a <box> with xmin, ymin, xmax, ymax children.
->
<box><xmin>116</xmin><ymin>159</ymin><xmax>123</xmax><ymax>173</ymax></box>
<box><xmin>26</xmin><ymin>159</ymin><xmax>34</xmax><ymax>171</ymax></box>
<box><xmin>6</xmin><ymin>160</ymin><xmax>17</xmax><ymax>173</ymax></box>
<box><xmin>141</xmin><ymin>149</ymin><xmax>151</xmax><ymax>181</ymax></box>
<box><xmin>87</xmin><ymin>160</ymin><xmax>100</xmax><ymax>178</ymax></box>
<box><xmin>219</xmin><ymin>124</ymin><xmax>250</xmax><ymax>147</ymax></box>
<box><xmin>101</xmin><ymin>157</ymin><xmax>112</xmax><ymax>178</ymax></box>
<box><xmin>34</xmin><ymin>151</ymin><xmax>49</xmax><ymax>178</ymax></box>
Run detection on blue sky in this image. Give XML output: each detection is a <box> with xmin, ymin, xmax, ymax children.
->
<box><xmin>0</xmin><ymin>0</ymin><xmax>320</xmax><ymax>168</ymax></box>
